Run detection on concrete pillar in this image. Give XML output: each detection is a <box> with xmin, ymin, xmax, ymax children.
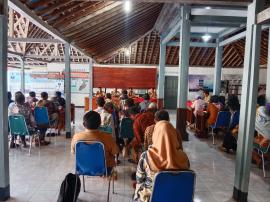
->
<box><xmin>266</xmin><ymin>28</ymin><xmax>270</xmax><ymax>104</ymax></box>
<box><xmin>88</xmin><ymin>58</ymin><xmax>93</xmax><ymax>111</ymax></box>
<box><xmin>64</xmin><ymin>43</ymin><xmax>71</xmax><ymax>138</ymax></box>
<box><xmin>0</xmin><ymin>0</ymin><xmax>10</xmax><ymax>200</ymax></box>
<box><xmin>20</xmin><ymin>57</ymin><xmax>25</xmax><ymax>93</ymax></box>
<box><xmin>157</xmin><ymin>41</ymin><xmax>166</xmax><ymax>108</ymax></box>
<box><xmin>177</xmin><ymin>5</ymin><xmax>191</xmax><ymax>108</ymax></box>
<box><xmin>233</xmin><ymin>1</ymin><xmax>265</xmax><ymax>202</ymax></box>
<box><xmin>213</xmin><ymin>38</ymin><xmax>223</xmax><ymax>95</ymax></box>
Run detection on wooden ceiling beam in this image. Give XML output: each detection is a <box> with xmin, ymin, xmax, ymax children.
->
<box><xmin>223</xmin><ymin>46</ymin><xmax>236</xmax><ymax>66</ymax></box>
<box><xmin>148</xmin><ymin>34</ymin><xmax>158</xmax><ymax>64</ymax></box>
<box><xmin>169</xmin><ymin>46</ymin><xmax>177</xmax><ymax>65</ymax></box>
<box><xmin>55</xmin><ymin>1</ymin><xmax>114</xmax><ymax>29</ymax></box>
<box><xmin>28</xmin><ymin>0</ymin><xmax>55</xmax><ymax>9</ymax></box>
<box><xmin>143</xmin><ymin>33</ymin><xmax>151</xmax><ymax>64</ymax></box>
<box><xmin>35</xmin><ymin>0</ymin><xmax>74</xmax><ymax>16</ymax></box>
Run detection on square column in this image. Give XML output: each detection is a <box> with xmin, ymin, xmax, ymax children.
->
<box><xmin>157</xmin><ymin>41</ymin><xmax>166</xmax><ymax>108</ymax></box>
<box><xmin>233</xmin><ymin>1</ymin><xmax>265</xmax><ymax>201</ymax></box>
<box><xmin>20</xmin><ymin>57</ymin><xmax>25</xmax><ymax>93</ymax></box>
<box><xmin>177</xmin><ymin>5</ymin><xmax>191</xmax><ymax>108</ymax></box>
<box><xmin>64</xmin><ymin>43</ymin><xmax>71</xmax><ymax>138</ymax></box>
<box><xmin>0</xmin><ymin>0</ymin><xmax>10</xmax><ymax>200</ymax></box>
<box><xmin>176</xmin><ymin>5</ymin><xmax>191</xmax><ymax>141</ymax></box>
<box><xmin>88</xmin><ymin>58</ymin><xmax>93</xmax><ymax>110</ymax></box>
<box><xmin>266</xmin><ymin>28</ymin><xmax>270</xmax><ymax>104</ymax></box>
<box><xmin>213</xmin><ymin>38</ymin><xmax>223</xmax><ymax>95</ymax></box>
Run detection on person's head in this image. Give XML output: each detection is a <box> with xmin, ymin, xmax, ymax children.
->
<box><xmin>8</xmin><ymin>91</ymin><xmax>12</xmax><ymax>100</ymax></box>
<box><xmin>148</xmin><ymin>102</ymin><xmax>158</xmax><ymax>113</ymax></box>
<box><xmin>227</xmin><ymin>94</ymin><xmax>240</xmax><ymax>111</ymax></box>
<box><xmin>29</xmin><ymin>91</ymin><xmax>36</xmax><ymax>98</ymax></box>
<box><xmin>154</xmin><ymin>110</ymin><xmax>170</xmax><ymax>123</ymax></box>
<box><xmin>257</xmin><ymin>95</ymin><xmax>266</xmax><ymax>106</ymax></box>
<box><xmin>122</xmin><ymin>89</ymin><xmax>128</xmax><ymax>95</ymax></box>
<box><xmin>204</xmin><ymin>90</ymin><xmax>209</xmax><ymax>97</ymax></box>
<box><xmin>210</xmin><ymin>95</ymin><xmax>219</xmax><ymax>104</ymax></box>
<box><xmin>15</xmin><ymin>91</ymin><xmax>25</xmax><ymax>104</ymax></box>
<box><xmin>219</xmin><ymin>96</ymin><xmax>225</xmax><ymax>106</ymax></box>
<box><xmin>83</xmin><ymin>111</ymin><xmax>101</xmax><ymax>130</ymax></box>
<box><xmin>196</xmin><ymin>95</ymin><xmax>202</xmax><ymax>100</ymax></box>
<box><xmin>106</xmin><ymin>93</ymin><xmax>112</xmax><ymax>100</ymax></box>
<box><xmin>128</xmin><ymin>105</ymin><xmax>140</xmax><ymax>120</ymax></box>
<box><xmin>104</xmin><ymin>102</ymin><xmax>114</xmax><ymax>113</ymax></box>
<box><xmin>55</xmin><ymin>91</ymin><xmax>61</xmax><ymax>98</ymax></box>
<box><xmin>96</xmin><ymin>96</ymin><xmax>105</xmax><ymax>107</ymax></box>
<box><xmin>121</xmin><ymin>94</ymin><xmax>129</xmax><ymax>100</ymax></box>
<box><xmin>41</xmin><ymin>92</ymin><xmax>48</xmax><ymax>100</ymax></box>
<box><xmin>125</xmin><ymin>98</ymin><xmax>135</xmax><ymax>108</ymax></box>
<box><xmin>143</xmin><ymin>93</ymin><xmax>150</xmax><ymax>101</ymax></box>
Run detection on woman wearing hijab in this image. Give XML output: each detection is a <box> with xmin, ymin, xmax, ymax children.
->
<box><xmin>134</xmin><ymin>121</ymin><xmax>190</xmax><ymax>202</ymax></box>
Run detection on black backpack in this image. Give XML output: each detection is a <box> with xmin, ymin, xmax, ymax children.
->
<box><xmin>57</xmin><ymin>173</ymin><xmax>81</xmax><ymax>202</ymax></box>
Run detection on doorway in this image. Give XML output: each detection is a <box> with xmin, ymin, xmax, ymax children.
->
<box><xmin>164</xmin><ymin>76</ymin><xmax>178</xmax><ymax>109</ymax></box>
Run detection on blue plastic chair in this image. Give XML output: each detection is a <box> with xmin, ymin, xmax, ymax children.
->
<box><xmin>209</xmin><ymin>111</ymin><xmax>231</xmax><ymax>144</ymax></box>
<box><xmin>150</xmin><ymin>170</ymin><xmax>196</xmax><ymax>202</ymax></box>
<box><xmin>34</xmin><ymin>107</ymin><xmax>55</xmax><ymax>142</ymax></box>
<box><xmin>8</xmin><ymin>115</ymin><xmax>40</xmax><ymax>156</ymax></box>
<box><xmin>75</xmin><ymin>141</ymin><xmax>115</xmax><ymax>202</ymax></box>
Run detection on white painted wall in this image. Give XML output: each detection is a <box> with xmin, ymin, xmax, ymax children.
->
<box><xmin>13</xmin><ymin>64</ymin><xmax>266</xmax><ymax>107</ymax></box>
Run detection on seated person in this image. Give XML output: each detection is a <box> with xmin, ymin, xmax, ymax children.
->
<box><xmin>134</xmin><ymin>121</ymin><xmax>190</xmax><ymax>202</ymax></box>
<box><xmin>95</xmin><ymin>96</ymin><xmax>105</xmax><ymax>114</ymax></box>
<box><xmin>26</xmin><ymin>91</ymin><xmax>38</xmax><ymax>108</ymax></box>
<box><xmin>128</xmin><ymin>88</ymin><xmax>136</xmax><ymax>98</ymax></box>
<box><xmin>206</xmin><ymin>95</ymin><xmax>220</xmax><ymax>126</ymax></box>
<box><xmin>219</xmin><ymin>95</ymin><xmax>240</xmax><ymax>152</ymax></box>
<box><xmin>8</xmin><ymin>91</ymin><xmax>14</xmax><ymax>106</ymax></box>
<box><xmin>71</xmin><ymin>111</ymin><xmax>119</xmax><ymax>173</ymax></box>
<box><xmin>51</xmin><ymin>91</ymin><xmax>66</xmax><ymax>108</ymax></box>
<box><xmin>8</xmin><ymin>92</ymin><xmax>36</xmax><ymax>148</ymax></box>
<box><xmin>203</xmin><ymin>89</ymin><xmax>211</xmax><ymax>103</ymax></box>
<box><xmin>111</xmin><ymin>88</ymin><xmax>120</xmax><ymax>97</ymax></box>
<box><xmin>144</xmin><ymin>110</ymin><xmax>183</xmax><ymax>150</ymax></box>
<box><xmin>191</xmin><ymin>96</ymin><xmax>206</xmax><ymax>116</ymax></box>
<box><xmin>100</xmin><ymin>102</ymin><xmax>115</xmax><ymax>137</ymax></box>
<box><xmin>129</xmin><ymin>104</ymin><xmax>156</xmax><ymax>163</ymax></box>
<box><xmin>139</xmin><ymin>93</ymin><xmax>151</xmax><ymax>112</ymax></box>
<box><xmin>148</xmin><ymin>88</ymin><xmax>157</xmax><ymax>98</ymax></box>
<box><xmin>105</xmin><ymin>93</ymin><xmax>112</xmax><ymax>103</ymax></box>
<box><xmin>37</xmin><ymin>92</ymin><xmax>59</xmax><ymax>134</ymax></box>
<box><xmin>96</xmin><ymin>87</ymin><xmax>105</xmax><ymax>97</ymax></box>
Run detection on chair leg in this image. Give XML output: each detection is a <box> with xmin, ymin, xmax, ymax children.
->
<box><xmin>83</xmin><ymin>175</ymin><xmax>85</xmax><ymax>192</ymax></box>
<box><xmin>107</xmin><ymin>175</ymin><xmax>112</xmax><ymax>202</ymax></box>
<box><xmin>29</xmin><ymin>136</ymin><xmax>32</xmax><ymax>156</ymax></box>
<box><xmin>112</xmin><ymin>175</ymin><xmax>115</xmax><ymax>194</ymax></box>
<box><xmin>261</xmin><ymin>152</ymin><xmax>266</xmax><ymax>178</ymax></box>
<box><xmin>212</xmin><ymin>128</ymin><xmax>215</xmax><ymax>145</ymax></box>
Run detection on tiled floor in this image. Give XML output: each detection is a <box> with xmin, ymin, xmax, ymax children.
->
<box><xmin>5</xmin><ymin>109</ymin><xmax>270</xmax><ymax>202</ymax></box>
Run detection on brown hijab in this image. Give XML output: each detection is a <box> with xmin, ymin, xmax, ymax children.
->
<box><xmin>147</xmin><ymin>121</ymin><xmax>190</xmax><ymax>172</ymax></box>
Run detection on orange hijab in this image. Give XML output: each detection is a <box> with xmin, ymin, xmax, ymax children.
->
<box><xmin>147</xmin><ymin>121</ymin><xmax>190</xmax><ymax>172</ymax></box>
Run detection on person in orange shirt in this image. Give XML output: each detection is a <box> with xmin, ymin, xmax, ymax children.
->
<box><xmin>71</xmin><ymin>111</ymin><xmax>119</xmax><ymax>172</ymax></box>
<box><xmin>206</xmin><ymin>95</ymin><xmax>220</xmax><ymax>126</ymax></box>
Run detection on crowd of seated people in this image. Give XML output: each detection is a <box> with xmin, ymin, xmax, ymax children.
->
<box><xmin>71</xmin><ymin>89</ymin><xmax>190</xmax><ymax>201</ymax></box>
<box><xmin>7</xmin><ymin>91</ymin><xmax>67</xmax><ymax>148</ymax></box>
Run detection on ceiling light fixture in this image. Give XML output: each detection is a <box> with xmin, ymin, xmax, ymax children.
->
<box><xmin>124</xmin><ymin>1</ymin><xmax>132</xmax><ymax>13</ymax></box>
<box><xmin>205</xmin><ymin>6</ymin><xmax>211</xmax><ymax>9</ymax></box>
<box><xmin>125</xmin><ymin>48</ymin><xmax>131</xmax><ymax>57</ymax></box>
<box><xmin>202</xmin><ymin>34</ymin><xmax>212</xmax><ymax>42</ymax></box>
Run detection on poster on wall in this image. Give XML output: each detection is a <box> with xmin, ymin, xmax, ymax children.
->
<box><xmin>8</xmin><ymin>71</ymin><xmax>90</xmax><ymax>96</ymax></box>
<box><xmin>188</xmin><ymin>75</ymin><xmax>213</xmax><ymax>92</ymax></box>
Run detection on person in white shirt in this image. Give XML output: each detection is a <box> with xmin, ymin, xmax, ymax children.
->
<box><xmin>94</xmin><ymin>96</ymin><xmax>105</xmax><ymax>114</ymax></box>
<box><xmin>139</xmin><ymin>93</ymin><xmax>150</xmax><ymax>112</ymax></box>
<box><xmin>191</xmin><ymin>96</ymin><xmax>206</xmax><ymax>116</ymax></box>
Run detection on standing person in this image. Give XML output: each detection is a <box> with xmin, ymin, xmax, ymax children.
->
<box><xmin>139</xmin><ymin>93</ymin><xmax>151</xmax><ymax>112</ymax></box>
<box><xmin>26</xmin><ymin>91</ymin><xmax>38</xmax><ymax>108</ymax></box>
<box><xmin>100</xmin><ymin>102</ymin><xmax>115</xmax><ymax>137</ymax></box>
<box><xmin>8</xmin><ymin>92</ymin><xmax>36</xmax><ymax>148</ymax></box>
<box><xmin>51</xmin><ymin>91</ymin><xmax>66</xmax><ymax>108</ymax></box>
<box><xmin>203</xmin><ymin>89</ymin><xmax>211</xmax><ymax>103</ymax></box>
<box><xmin>71</xmin><ymin>111</ymin><xmax>119</xmax><ymax>173</ymax></box>
<box><xmin>95</xmin><ymin>96</ymin><xmax>105</xmax><ymax>114</ymax></box>
<box><xmin>105</xmin><ymin>93</ymin><xmax>112</xmax><ymax>103</ymax></box>
<box><xmin>134</xmin><ymin>121</ymin><xmax>190</xmax><ymax>202</ymax></box>
<box><xmin>8</xmin><ymin>91</ymin><xmax>14</xmax><ymax>106</ymax></box>
<box><xmin>191</xmin><ymin>96</ymin><xmax>206</xmax><ymax>117</ymax></box>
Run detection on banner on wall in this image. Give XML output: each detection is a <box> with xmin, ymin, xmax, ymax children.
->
<box><xmin>8</xmin><ymin>71</ymin><xmax>89</xmax><ymax>95</ymax></box>
<box><xmin>188</xmin><ymin>75</ymin><xmax>213</xmax><ymax>92</ymax></box>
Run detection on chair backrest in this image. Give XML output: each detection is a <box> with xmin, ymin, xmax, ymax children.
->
<box><xmin>8</xmin><ymin>115</ymin><xmax>29</xmax><ymax>136</ymax></box>
<box><xmin>75</xmin><ymin>141</ymin><xmax>107</xmax><ymax>176</ymax></box>
<box><xmin>214</xmin><ymin>111</ymin><xmax>231</xmax><ymax>128</ymax></box>
<box><xmin>230</xmin><ymin>111</ymin><xmax>240</xmax><ymax>129</ymax></box>
<box><xmin>150</xmin><ymin>170</ymin><xmax>196</xmax><ymax>202</ymax></box>
<box><xmin>34</xmin><ymin>107</ymin><xmax>50</xmax><ymax>125</ymax></box>
<box><xmin>119</xmin><ymin>117</ymin><xmax>134</xmax><ymax>139</ymax></box>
